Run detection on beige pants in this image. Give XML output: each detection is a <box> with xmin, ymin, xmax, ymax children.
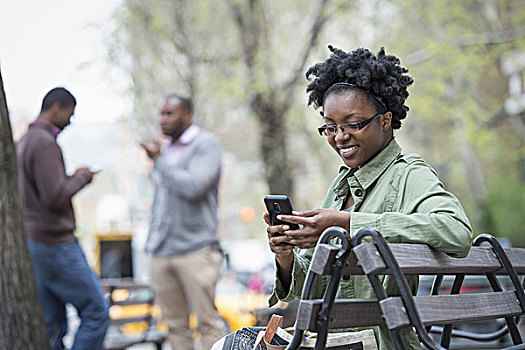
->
<box><xmin>150</xmin><ymin>247</ymin><xmax>225</xmax><ymax>350</ymax></box>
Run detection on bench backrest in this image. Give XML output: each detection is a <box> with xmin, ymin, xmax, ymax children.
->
<box><xmin>101</xmin><ymin>279</ymin><xmax>167</xmax><ymax>350</ymax></box>
<box><xmin>289</xmin><ymin>227</ymin><xmax>525</xmax><ymax>350</ymax></box>
<box><xmin>310</xmin><ymin>242</ymin><xmax>525</xmax><ymax>276</ymax></box>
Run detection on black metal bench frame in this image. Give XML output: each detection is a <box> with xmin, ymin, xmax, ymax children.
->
<box><xmin>286</xmin><ymin>226</ymin><xmax>525</xmax><ymax>350</ymax></box>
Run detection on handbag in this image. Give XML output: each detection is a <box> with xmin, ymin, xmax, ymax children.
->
<box><xmin>212</xmin><ymin>315</ymin><xmax>378</xmax><ymax>350</ymax></box>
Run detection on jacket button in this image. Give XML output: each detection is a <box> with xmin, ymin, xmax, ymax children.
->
<box><xmin>355</xmin><ymin>189</ymin><xmax>363</xmax><ymax>197</ymax></box>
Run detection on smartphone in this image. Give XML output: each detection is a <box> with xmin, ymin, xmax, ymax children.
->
<box><xmin>263</xmin><ymin>195</ymin><xmax>299</xmax><ymax>230</ymax></box>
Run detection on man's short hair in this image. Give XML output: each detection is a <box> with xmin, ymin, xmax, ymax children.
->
<box><xmin>41</xmin><ymin>87</ymin><xmax>76</xmax><ymax>111</ymax></box>
<box><xmin>166</xmin><ymin>93</ymin><xmax>193</xmax><ymax>114</ymax></box>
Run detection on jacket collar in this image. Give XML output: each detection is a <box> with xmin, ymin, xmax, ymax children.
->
<box><xmin>29</xmin><ymin>120</ymin><xmax>61</xmax><ymax>138</ymax></box>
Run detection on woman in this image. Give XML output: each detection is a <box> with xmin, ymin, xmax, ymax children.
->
<box><xmin>264</xmin><ymin>46</ymin><xmax>473</xmax><ymax>349</ymax></box>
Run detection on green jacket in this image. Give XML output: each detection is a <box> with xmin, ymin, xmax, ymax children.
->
<box><xmin>270</xmin><ymin>139</ymin><xmax>473</xmax><ymax>349</ymax></box>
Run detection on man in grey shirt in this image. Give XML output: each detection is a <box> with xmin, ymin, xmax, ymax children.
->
<box><xmin>141</xmin><ymin>93</ymin><xmax>224</xmax><ymax>350</ymax></box>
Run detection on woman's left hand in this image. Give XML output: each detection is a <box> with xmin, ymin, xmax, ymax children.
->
<box><xmin>277</xmin><ymin>208</ymin><xmax>351</xmax><ymax>249</ymax></box>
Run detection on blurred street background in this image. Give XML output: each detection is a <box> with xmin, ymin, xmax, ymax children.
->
<box><xmin>2</xmin><ymin>0</ymin><xmax>525</xmax><ymax>347</ymax></box>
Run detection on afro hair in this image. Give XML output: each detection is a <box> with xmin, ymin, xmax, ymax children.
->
<box><xmin>306</xmin><ymin>46</ymin><xmax>413</xmax><ymax>129</ymax></box>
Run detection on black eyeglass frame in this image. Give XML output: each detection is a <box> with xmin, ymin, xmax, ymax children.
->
<box><xmin>318</xmin><ymin>112</ymin><xmax>383</xmax><ymax>136</ymax></box>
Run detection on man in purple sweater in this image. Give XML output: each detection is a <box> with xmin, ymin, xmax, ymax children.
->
<box><xmin>16</xmin><ymin>87</ymin><xmax>109</xmax><ymax>350</ymax></box>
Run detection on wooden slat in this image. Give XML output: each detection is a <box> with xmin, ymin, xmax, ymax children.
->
<box><xmin>417</xmin><ymin>291</ymin><xmax>523</xmax><ymax>324</ymax></box>
<box><xmin>311</xmin><ymin>243</ymin><xmax>525</xmax><ymax>277</ymax></box>
<box><xmin>110</xmin><ymin>299</ymin><xmax>153</xmax><ymax>306</ymax></box>
<box><xmin>110</xmin><ymin>316</ymin><xmax>152</xmax><ymax>326</ymax></box>
<box><xmin>100</xmin><ymin>279</ymin><xmax>151</xmax><ymax>290</ymax></box>
<box><xmin>295</xmin><ymin>299</ymin><xmax>385</xmax><ymax>331</ymax></box>
<box><xmin>504</xmin><ymin>248</ymin><xmax>525</xmax><ymax>273</ymax></box>
<box><xmin>100</xmin><ymin>280</ymin><xmax>154</xmax><ymax>306</ymax></box>
<box><xmin>295</xmin><ymin>292</ymin><xmax>523</xmax><ymax>332</ymax></box>
<box><xmin>381</xmin><ymin>291</ymin><xmax>522</xmax><ymax>329</ymax></box>
<box><xmin>351</xmin><ymin>244</ymin><xmax>525</xmax><ymax>275</ymax></box>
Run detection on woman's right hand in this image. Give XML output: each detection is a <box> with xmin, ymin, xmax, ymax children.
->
<box><xmin>264</xmin><ymin>212</ymin><xmax>294</xmax><ymax>270</ymax></box>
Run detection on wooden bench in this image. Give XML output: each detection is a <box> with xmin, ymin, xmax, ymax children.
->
<box><xmin>287</xmin><ymin>226</ymin><xmax>525</xmax><ymax>350</ymax></box>
<box><xmin>101</xmin><ymin>279</ymin><xmax>167</xmax><ymax>350</ymax></box>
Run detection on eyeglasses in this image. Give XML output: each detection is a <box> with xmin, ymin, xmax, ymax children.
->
<box><xmin>318</xmin><ymin>113</ymin><xmax>383</xmax><ymax>136</ymax></box>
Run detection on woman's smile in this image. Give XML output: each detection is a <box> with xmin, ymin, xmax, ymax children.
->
<box><xmin>338</xmin><ymin>144</ymin><xmax>359</xmax><ymax>158</ymax></box>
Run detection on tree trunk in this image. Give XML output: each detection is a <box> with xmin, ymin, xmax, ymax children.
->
<box><xmin>0</xmin><ymin>69</ymin><xmax>49</xmax><ymax>349</ymax></box>
<box><xmin>227</xmin><ymin>0</ymin><xmax>331</xmax><ymax>200</ymax></box>
<box><xmin>252</xmin><ymin>93</ymin><xmax>294</xmax><ymax>196</ymax></box>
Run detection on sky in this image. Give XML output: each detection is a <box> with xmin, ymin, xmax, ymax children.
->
<box><xmin>0</xmin><ymin>0</ymin><xmax>129</xmax><ymax>124</ymax></box>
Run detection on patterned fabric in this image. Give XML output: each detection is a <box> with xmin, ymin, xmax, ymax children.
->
<box><xmin>216</xmin><ymin>327</ymin><xmax>373</xmax><ymax>350</ymax></box>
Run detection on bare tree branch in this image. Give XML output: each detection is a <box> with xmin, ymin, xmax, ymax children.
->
<box><xmin>404</xmin><ymin>26</ymin><xmax>525</xmax><ymax>66</ymax></box>
<box><xmin>281</xmin><ymin>0</ymin><xmax>331</xmax><ymax>97</ymax></box>
<box><xmin>224</xmin><ymin>0</ymin><xmax>258</xmax><ymax>76</ymax></box>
